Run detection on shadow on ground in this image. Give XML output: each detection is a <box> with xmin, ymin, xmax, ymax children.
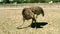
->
<box><xmin>17</xmin><ymin>22</ymin><xmax>48</xmax><ymax>29</ymax></box>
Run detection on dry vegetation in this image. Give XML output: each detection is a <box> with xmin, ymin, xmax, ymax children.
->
<box><xmin>0</xmin><ymin>3</ymin><xmax>60</xmax><ymax>34</ymax></box>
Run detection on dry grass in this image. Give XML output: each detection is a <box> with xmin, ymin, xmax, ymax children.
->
<box><xmin>0</xmin><ymin>4</ymin><xmax>60</xmax><ymax>34</ymax></box>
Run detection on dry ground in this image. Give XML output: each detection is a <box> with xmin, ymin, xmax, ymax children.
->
<box><xmin>0</xmin><ymin>4</ymin><xmax>60</xmax><ymax>34</ymax></box>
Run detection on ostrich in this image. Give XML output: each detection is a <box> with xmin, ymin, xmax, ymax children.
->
<box><xmin>17</xmin><ymin>6</ymin><xmax>44</xmax><ymax>29</ymax></box>
<box><xmin>22</xmin><ymin>8</ymin><xmax>36</xmax><ymax>22</ymax></box>
<box><xmin>19</xmin><ymin>8</ymin><xmax>36</xmax><ymax>27</ymax></box>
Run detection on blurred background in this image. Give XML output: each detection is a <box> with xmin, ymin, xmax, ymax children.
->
<box><xmin>0</xmin><ymin>0</ymin><xmax>60</xmax><ymax>4</ymax></box>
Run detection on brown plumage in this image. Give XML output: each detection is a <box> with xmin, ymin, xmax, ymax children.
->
<box><xmin>19</xmin><ymin>6</ymin><xmax>44</xmax><ymax>27</ymax></box>
<box><xmin>21</xmin><ymin>8</ymin><xmax>36</xmax><ymax>27</ymax></box>
<box><xmin>22</xmin><ymin>8</ymin><xmax>35</xmax><ymax>21</ymax></box>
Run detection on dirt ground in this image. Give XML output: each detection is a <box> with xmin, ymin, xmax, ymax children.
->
<box><xmin>0</xmin><ymin>4</ymin><xmax>60</xmax><ymax>34</ymax></box>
